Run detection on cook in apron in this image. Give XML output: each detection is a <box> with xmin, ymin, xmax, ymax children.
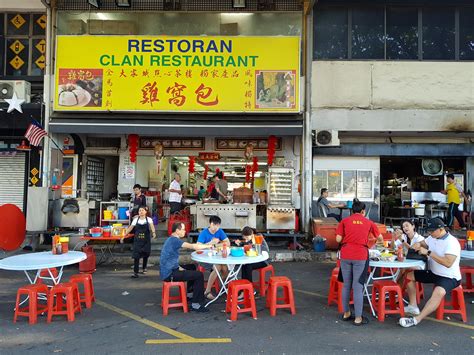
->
<box><xmin>132</xmin><ymin>220</ymin><xmax>151</xmax><ymax>259</ymax></box>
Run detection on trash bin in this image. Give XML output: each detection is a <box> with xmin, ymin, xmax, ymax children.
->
<box><xmin>313</xmin><ymin>235</ymin><xmax>326</xmax><ymax>252</ymax></box>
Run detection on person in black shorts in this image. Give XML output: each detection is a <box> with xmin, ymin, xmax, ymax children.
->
<box><xmin>399</xmin><ymin>218</ymin><xmax>461</xmax><ymax>328</ymax></box>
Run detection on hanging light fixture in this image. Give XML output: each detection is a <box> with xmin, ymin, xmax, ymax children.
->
<box><xmin>16</xmin><ymin>140</ymin><xmax>31</xmax><ymax>152</ymax></box>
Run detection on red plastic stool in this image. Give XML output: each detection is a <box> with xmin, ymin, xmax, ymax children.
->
<box><xmin>197</xmin><ymin>265</ymin><xmax>220</xmax><ymax>293</ymax></box>
<box><xmin>380</xmin><ymin>267</ymin><xmax>393</xmax><ymax>277</ymax></box>
<box><xmin>70</xmin><ymin>274</ymin><xmax>95</xmax><ymax>309</ymax></box>
<box><xmin>371</xmin><ymin>280</ymin><xmax>405</xmax><ymax>322</ymax></box>
<box><xmin>436</xmin><ymin>285</ymin><xmax>467</xmax><ymax>322</ymax></box>
<box><xmin>402</xmin><ymin>278</ymin><xmax>425</xmax><ymax>303</ymax></box>
<box><xmin>47</xmin><ymin>282</ymin><xmax>82</xmax><ymax>322</ymax></box>
<box><xmin>460</xmin><ymin>266</ymin><xmax>474</xmax><ymax>293</ymax></box>
<box><xmin>161</xmin><ymin>281</ymin><xmax>188</xmax><ymax>316</ymax></box>
<box><xmin>225</xmin><ymin>279</ymin><xmax>257</xmax><ymax>321</ymax></box>
<box><xmin>35</xmin><ymin>268</ymin><xmax>59</xmax><ymax>284</ymax></box>
<box><xmin>266</xmin><ymin>276</ymin><xmax>296</xmax><ymax>316</ymax></box>
<box><xmin>327</xmin><ymin>267</ymin><xmax>340</xmax><ymax>306</ymax></box>
<box><xmin>253</xmin><ymin>265</ymin><xmax>275</xmax><ymax>297</ymax></box>
<box><xmin>13</xmin><ymin>284</ymin><xmax>49</xmax><ymax>324</ymax></box>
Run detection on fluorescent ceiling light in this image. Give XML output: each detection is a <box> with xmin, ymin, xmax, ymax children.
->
<box><xmin>87</xmin><ymin>0</ymin><xmax>101</xmax><ymax>8</ymax></box>
<box><xmin>233</xmin><ymin>0</ymin><xmax>246</xmax><ymax>8</ymax></box>
<box><xmin>115</xmin><ymin>0</ymin><xmax>131</xmax><ymax>7</ymax></box>
<box><xmin>205</xmin><ymin>161</ymin><xmax>267</xmax><ymax>166</ymax></box>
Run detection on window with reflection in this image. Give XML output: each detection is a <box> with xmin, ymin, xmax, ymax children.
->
<box><xmin>313</xmin><ymin>8</ymin><xmax>348</xmax><ymax>59</ymax></box>
<box><xmin>422</xmin><ymin>8</ymin><xmax>455</xmax><ymax>60</ymax></box>
<box><xmin>351</xmin><ymin>8</ymin><xmax>384</xmax><ymax>59</ymax></box>
<box><xmin>460</xmin><ymin>7</ymin><xmax>474</xmax><ymax>60</ymax></box>
<box><xmin>386</xmin><ymin>7</ymin><xmax>418</xmax><ymax>60</ymax></box>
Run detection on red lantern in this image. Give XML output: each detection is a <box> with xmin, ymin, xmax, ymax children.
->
<box><xmin>267</xmin><ymin>135</ymin><xmax>277</xmax><ymax>166</ymax></box>
<box><xmin>128</xmin><ymin>134</ymin><xmax>139</xmax><ymax>163</ymax></box>
<box><xmin>188</xmin><ymin>156</ymin><xmax>195</xmax><ymax>174</ymax></box>
<box><xmin>203</xmin><ymin>164</ymin><xmax>209</xmax><ymax>180</ymax></box>
<box><xmin>245</xmin><ymin>164</ymin><xmax>251</xmax><ymax>183</ymax></box>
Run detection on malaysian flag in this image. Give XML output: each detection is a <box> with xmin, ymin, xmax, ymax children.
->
<box><xmin>24</xmin><ymin>121</ymin><xmax>48</xmax><ymax>146</ymax></box>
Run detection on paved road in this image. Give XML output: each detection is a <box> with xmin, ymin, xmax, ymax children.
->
<box><xmin>0</xmin><ymin>260</ymin><xmax>472</xmax><ymax>354</ymax></box>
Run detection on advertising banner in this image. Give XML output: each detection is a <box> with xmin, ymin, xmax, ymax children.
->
<box><xmin>54</xmin><ymin>36</ymin><xmax>300</xmax><ymax>113</ymax></box>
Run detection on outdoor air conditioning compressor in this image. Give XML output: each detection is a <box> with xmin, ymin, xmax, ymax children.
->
<box><xmin>0</xmin><ymin>80</ymin><xmax>31</xmax><ymax>103</ymax></box>
<box><xmin>312</xmin><ymin>130</ymin><xmax>340</xmax><ymax>147</ymax></box>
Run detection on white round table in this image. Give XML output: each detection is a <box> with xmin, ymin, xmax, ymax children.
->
<box><xmin>365</xmin><ymin>259</ymin><xmax>426</xmax><ymax>317</ymax></box>
<box><xmin>460</xmin><ymin>250</ymin><xmax>474</xmax><ymax>260</ymax></box>
<box><xmin>0</xmin><ymin>251</ymin><xmax>86</xmax><ymax>284</ymax></box>
<box><xmin>191</xmin><ymin>251</ymin><xmax>269</xmax><ymax>306</ymax></box>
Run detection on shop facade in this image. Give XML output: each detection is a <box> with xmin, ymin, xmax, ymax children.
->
<box><xmin>310</xmin><ymin>1</ymin><xmax>474</xmax><ymax>224</ymax></box>
<box><xmin>45</xmin><ymin>1</ymin><xmax>307</xmax><ymax>232</ymax></box>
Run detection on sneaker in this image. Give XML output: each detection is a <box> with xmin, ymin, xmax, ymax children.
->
<box><xmin>399</xmin><ymin>317</ymin><xmax>418</xmax><ymax>328</ymax></box>
<box><xmin>142</xmin><ymin>269</ymin><xmax>147</xmax><ymax>274</ymax></box>
<box><xmin>404</xmin><ymin>304</ymin><xmax>420</xmax><ymax>316</ymax></box>
<box><xmin>191</xmin><ymin>304</ymin><xmax>209</xmax><ymax>313</ymax></box>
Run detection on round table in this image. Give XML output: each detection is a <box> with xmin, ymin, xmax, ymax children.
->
<box><xmin>0</xmin><ymin>251</ymin><xmax>87</xmax><ymax>285</ymax></box>
<box><xmin>191</xmin><ymin>251</ymin><xmax>269</xmax><ymax>306</ymax></box>
<box><xmin>460</xmin><ymin>250</ymin><xmax>474</xmax><ymax>260</ymax></box>
<box><xmin>365</xmin><ymin>259</ymin><xmax>425</xmax><ymax>317</ymax></box>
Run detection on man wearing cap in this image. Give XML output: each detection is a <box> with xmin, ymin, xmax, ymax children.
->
<box><xmin>399</xmin><ymin>218</ymin><xmax>461</xmax><ymax>328</ymax></box>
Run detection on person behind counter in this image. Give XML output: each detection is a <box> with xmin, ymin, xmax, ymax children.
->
<box><xmin>441</xmin><ymin>173</ymin><xmax>467</xmax><ymax>231</ymax></box>
<box><xmin>169</xmin><ymin>172</ymin><xmax>183</xmax><ymax>214</ymax></box>
<box><xmin>123</xmin><ymin>206</ymin><xmax>156</xmax><ymax>278</ymax></box>
<box><xmin>197</xmin><ymin>185</ymin><xmax>206</xmax><ymax>201</ymax></box>
<box><xmin>132</xmin><ymin>184</ymin><xmax>146</xmax><ymax>218</ymax></box>
<box><xmin>214</xmin><ymin>172</ymin><xmax>228</xmax><ymax>203</ymax></box>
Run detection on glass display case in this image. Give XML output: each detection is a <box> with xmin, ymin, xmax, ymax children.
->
<box><xmin>267</xmin><ymin>167</ymin><xmax>294</xmax><ymax>206</ymax></box>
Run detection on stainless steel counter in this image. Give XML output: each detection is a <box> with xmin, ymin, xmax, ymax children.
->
<box><xmin>190</xmin><ymin>203</ymin><xmax>257</xmax><ymax>230</ymax></box>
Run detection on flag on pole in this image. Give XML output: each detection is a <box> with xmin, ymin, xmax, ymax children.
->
<box><xmin>24</xmin><ymin>121</ymin><xmax>48</xmax><ymax>146</ymax></box>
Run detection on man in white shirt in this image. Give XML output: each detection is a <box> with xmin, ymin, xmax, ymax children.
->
<box><xmin>399</xmin><ymin>218</ymin><xmax>461</xmax><ymax>328</ymax></box>
<box><xmin>169</xmin><ymin>173</ymin><xmax>183</xmax><ymax>214</ymax></box>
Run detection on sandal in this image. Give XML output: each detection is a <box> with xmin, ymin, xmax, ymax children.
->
<box><xmin>204</xmin><ymin>291</ymin><xmax>215</xmax><ymax>300</ymax></box>
<box><xmin>340</xmin><ymin>313</ymin><xmax>355</xmax><ymax>322</ymax></box>
<box><xmin>353</xmin><ymin>316</ymin><xmax>369</xmax><ymax>326</ymax></box>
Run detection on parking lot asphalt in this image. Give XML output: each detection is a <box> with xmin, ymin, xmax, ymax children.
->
<box><xmin>0</xmin><ymin>260</ymin><xmax>473</xmax><ymax>355</ymax></box>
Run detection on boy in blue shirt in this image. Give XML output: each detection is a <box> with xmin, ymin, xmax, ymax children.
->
<box><xmin>160</xmin><ymin>222</ymin><xmax>210</xmax><ymax>312</ymax></box>
<box><xmin>197</xmin><ymin>215</ymin><xmax>230</xmax><ymax>300</ymax></box>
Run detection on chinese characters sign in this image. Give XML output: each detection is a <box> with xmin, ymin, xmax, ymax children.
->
<box><xmin>54</xmin><ymin>36</ymin><xmax>300</xmax><ymax>113</ymax></box>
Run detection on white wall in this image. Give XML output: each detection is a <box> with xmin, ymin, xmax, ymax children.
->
<box><xmin>0</xmin><ymin>0</ymin><xmax>45</xmax><ymax>10</ymax></box>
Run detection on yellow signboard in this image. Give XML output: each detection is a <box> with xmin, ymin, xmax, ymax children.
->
<box><xmin>54</xmin><ymin>36</ymin><xmax>300</xmax><ymax>113</ymax></box>
<box><xmin>10</xmin><ymin>40</ymin><xmax>25</xmax><ymax>54</ymax></box>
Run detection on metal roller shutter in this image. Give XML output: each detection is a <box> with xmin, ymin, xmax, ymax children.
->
<box><xmin>0</xmin><ymin>153</ymin><xmax>26</xmax><ymax>211</ymax></box>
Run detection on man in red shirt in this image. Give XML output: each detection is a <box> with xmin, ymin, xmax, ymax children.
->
<box><xmin>336</xmin><ymin>201</ymin><xmax>383</xmax><ymax>326</ymax></box>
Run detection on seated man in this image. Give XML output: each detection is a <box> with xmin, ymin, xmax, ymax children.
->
<box><xmin>317</xmin><ymin>188</ymin><xmax>345</xmax><ymax>221</ymax></box>
<box><xmin>399</xmin><ymin>218</ymin><xmax>461</xmax><ymax>328</ymax></box>
<box><xmin>197</xmin><ymin>215</ymin><xmax>230</xmax><ymax>300</ymax></box>
<box><xmin>160</xmin><ymin>222</ymin><xmax>210</xmax><ymax>313</ymax></box>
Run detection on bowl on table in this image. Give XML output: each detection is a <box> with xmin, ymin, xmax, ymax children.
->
<box><xmin>230</xmin><ymin>247</ymin><xmax>244</xmax><ymax>257</ymax></box>
<box><xmin>89</xmin><ymin>227</ymin><xmax>102</xmax><ymax>237</ymax></box>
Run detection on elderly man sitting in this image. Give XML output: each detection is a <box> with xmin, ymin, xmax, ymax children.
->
<box><xmin>399</xmin><ymin>218</ymin><xmax>461</xmax><ymax>328</ymax></box>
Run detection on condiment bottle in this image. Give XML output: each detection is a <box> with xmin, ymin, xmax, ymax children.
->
<box><xmin>397</xmin><ymin>245</ymin><xmax>404</xmax><ymax>262</ymax></box>
<box><xmin>222</xmin><ymin>243</ymin><xmax>228</xmax><ymax>258</ymax></box>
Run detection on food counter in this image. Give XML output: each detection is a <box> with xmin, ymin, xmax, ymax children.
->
<box><xmin>190</xmin><ymin>202</ymin><xmax>257</xmax><ymax>230</ymax></box>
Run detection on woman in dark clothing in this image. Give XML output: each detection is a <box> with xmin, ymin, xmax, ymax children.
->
<box><xmin>235</xmin><ymin>226</ymin><xmax>270</xmax><ymax>286</ymax></box>
<box><xmin>124</xmin><ymin>206</ymin><xmax>156</xmax><ymax>278</ymax></box>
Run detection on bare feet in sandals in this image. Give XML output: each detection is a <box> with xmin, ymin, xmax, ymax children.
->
<box><xmin>204</xmin><ymin>291</ymin><xmax>215</xmax><ymax>300</ymax></box>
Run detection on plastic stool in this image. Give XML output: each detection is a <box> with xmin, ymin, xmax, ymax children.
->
<box><xmin>402</xmin><ymin>278</ymin><xmax>425</xmax><ymax>303</ymax></box>
<box><xmin>379</xmin><ymin>267</ymin><xmax>393</xmax><ymax>277</ymax></box>
<box><xmin>436</xmin><ymin>285</ymin><xmax>467</xmax><ymax>322</ymax></box>
<box><xmin>460</xmin><ymin>266</ymin><xmax>474</xmax><ymax>293</ymax></box>
<box><xmin>253</xmin><ymin>265</ymin><xmax>275</xmax><ymax>297</ymax></box>
<box><xmin>13</xmin><ymin>284</ymin><xmax>49</xmax><ymax>324</ymax></box>
<box><xmin>35</xmin><ymin>268</ymin><xmax>59</xmax><ymax>284</ymax></box>
<box><xmin>161</xmin><ymin>281</ymin><xmax>188</xmax><ymax>316</ymax></box>
<box><xmin>371</xmin><ymin>280</ymin><xmax>404</xmax><ymax>322</ymax></box>
<box><xmin>47</xmin><ymin>282</ymin><xmax>82</xmax><ymax>322</ymax></box>
<box><xmin>225</xmin><ymin>279</ymin><xmax>257</xmax><ymax>321</ymax></box>
<box><xmin>327</xmin><ymin>268</ymin><xmax>339</xmax><ymax>306</ymax></box>
<box><xmin>197</xmin><ymin>265</ymin><xmax>220</xmax><ymax>293</ymax></box>
<box><xmin>70</xmin><ymin>274</ymin><xmax>96</xmax><ymax>309</ymax></box>
<box><xmin>266</xmin><ymin>276</ymin><xmax>296</xmax><ymax>316</ymax></box>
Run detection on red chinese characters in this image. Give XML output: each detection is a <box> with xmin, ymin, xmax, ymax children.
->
<box><xmin>167</xmin><ymin>82</ymin><xmax>187</xmax><ymax>107</ymax></box>
<box><xmin>195</xmin><ymin>83</ymin><xmax>218</xmax><ymax>106</ymax></box>
<box><xmin>140</xmin><ymin>81</ymin><xmax>160</xmax><ymax>107</ymax></box>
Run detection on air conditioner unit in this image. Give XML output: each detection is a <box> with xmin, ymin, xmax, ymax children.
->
<box><xmin>313</xmin><ymin>130</ymin><xmax>340</xmax><ymax>147</ymax></box>
<box><xmin>422</xmin><ymin>159</ymin><xmax>443</xmax><ymax>176</ymax></box>
<box><xmin>0</xmin><ymin>80</ymin><xmax>31</xmax><ymax>103</ymax></box>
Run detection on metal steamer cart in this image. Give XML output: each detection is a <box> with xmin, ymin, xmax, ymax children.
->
<box><xmin>266</xmin><ymin>167</ymin><xmax>296</xmax><ymax>231</ymax></box>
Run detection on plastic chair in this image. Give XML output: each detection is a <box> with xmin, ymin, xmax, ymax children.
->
<box><xmin>371</xmin><ymin>280</ymin><xmax>405</xmax><ymax>322</ymax></box>
<box><xmin>13</xmin><ymin>284</ymin><xmax>49</xmax><ymax>324</ymax></box>
<box><xmin>436</xmin><ymin>285</ymin><xmax>467</xmax><ymax>322</ymax></box>
<box><xmin>266</xmin><ymin>276</ymin><xmax>296</xmax><ymax>316</ymax></box>
<box><xmin>253</xmin><ymin>264</ymin><xmax>275</xmax><ymax>297</ymax></box>
<box><xmin>225</xmin><ymin>279</ymin><xmax>257</xmax><ymax>321</ymax></box>
<box><xmin>460</xmin><ymin>266</ymin><xmax>474</xmax><ymax>293</ymax></box>
<box><xmin>161</xmin><ymin>281</ymin><xmax>188</xmax><ymax>316</ymax></box>
<box><xmin>70</xmin><ymin>274</ymin><xmax>96</xmax><ymax>309</ymax></box>
<box><xmin>47</xmin><ymin>282</ymin><xmax>82</xmax><ymax>322</ymax></box>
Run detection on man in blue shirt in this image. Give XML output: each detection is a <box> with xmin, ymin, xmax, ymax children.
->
<box><xmin>197</xmin><ymin>215</ymin><xmax>230</xmax><ymax>300</ymax></box>
<box><xmin>160</xmin><ymin>222</ymin><xmax>210</xmax><ymax>312</ymax></box>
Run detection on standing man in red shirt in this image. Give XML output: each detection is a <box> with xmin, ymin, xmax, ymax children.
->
<box><xmin>336</xmin><ymin>201</ymin><xmax>383</xmax><ymax>326</ymax></box>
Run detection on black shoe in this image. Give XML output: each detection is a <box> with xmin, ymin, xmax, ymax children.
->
<box><xmin>191</xmin><ymin>304</ymin><xmax>209</xmax><ymax>313</ymax></box>
<box><xmin>131</xmin><ymin>274</ymin><xmax>139</xmax><ymax>278</ymax></box>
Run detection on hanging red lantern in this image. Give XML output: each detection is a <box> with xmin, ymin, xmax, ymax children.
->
<box><xmin>252</xmin><ymin>156</ymin><xmax>258</xmax><ymax>174</ymax></box>
<box><xmin>267</xmin><ymin>135</ymin><xmax>277</xmax><ymax>166</ymax></box>
<box><xmin>216</xmin><ymin>168</ymin><xmax>220</xmax><ymax>175</ymax></box>
<box><xmin>188</xmin><ymin>156</ymin><xmax>195</xmax><ymax>173</ymax></box>
<box><xmin>245</xmin><ymin>164</ymin><xmax>251</xmax><ymax>183</ymax></box>
<box><xmin>128</xmin><ymin>134</ymin><xmax>139</xmax><ymax>163</ymax></box>
<box><xmin>203</xmin><ymin>164</ymin><xmax>209</xmax><ymax>180</ymax></box>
